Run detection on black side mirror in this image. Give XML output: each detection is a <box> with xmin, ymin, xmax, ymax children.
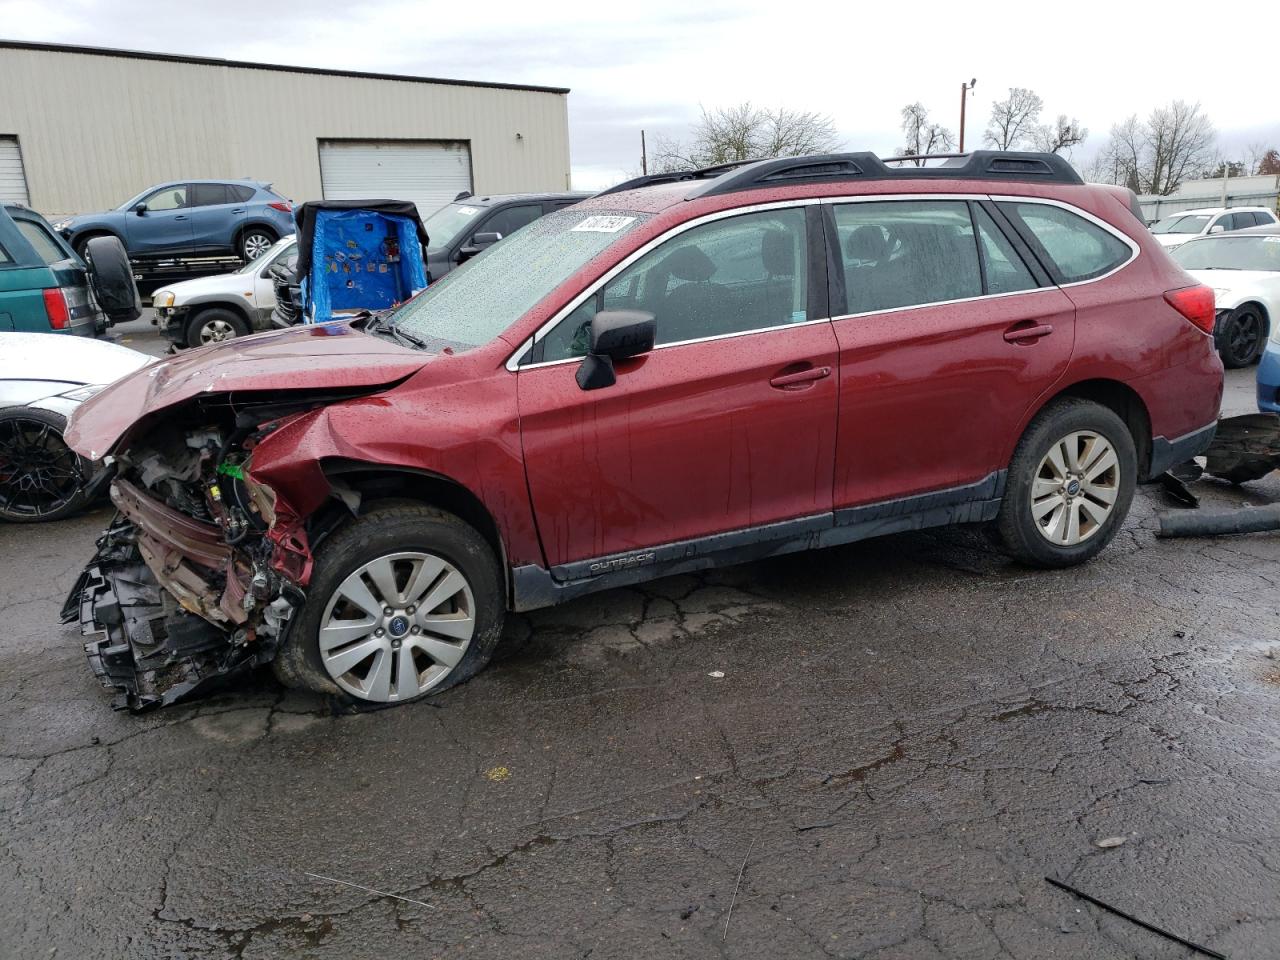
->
<box><xmin>132</xmin><ymin>202</ymin><xmax>147</xmax><ymax>215</ymax></box>
<box><xmin>576</xmin><ymin>310</ymin><xmax>656</xmax><ymax>391</ymax></box>
<box><xmin>458</xmin><ymin>231</ymin><xmax>502</xmax><ymax>262</ymax></box>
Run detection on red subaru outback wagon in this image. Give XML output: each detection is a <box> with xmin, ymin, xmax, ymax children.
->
<box><xmin>63</xmin><ymin>151</ymin><xmax>1223</xmax><ymax>710</ymax></box>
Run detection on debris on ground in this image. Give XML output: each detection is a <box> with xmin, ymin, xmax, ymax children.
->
<box><xmin>1045</xmin><ymin>877</ymin><xmax>1226</xmax><ymax>959</ymax></box>
<box><xmin>1094</xmin><ymin>836</ymin><xmax>1127</xmax><ymax>848</ymax></box>
<box><xmin>1157</xmin><ymin>504</ymin><xmax>1280</xmax><ymax>538</ymax></box>
<box><xmin>1204</xmin><ymin>413</ymin><xmax>1280</xmax><ymax>485</ymax></box>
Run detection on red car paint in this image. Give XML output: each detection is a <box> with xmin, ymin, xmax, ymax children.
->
<box><xmin>67</xmin><ymin>167</ymin><xmax>1224</xmax><ymax>601</ymax></box>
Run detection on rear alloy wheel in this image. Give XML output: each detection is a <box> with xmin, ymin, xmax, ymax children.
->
<box><xmin>0</xmin><ymin>408</ymin><xmax>91</xmax><ymax>523</ymax></box>
<box><xmin>274</xmin><ymin>504</ymin><xmax>504</xmax><ymax>706</ymax></box>
<box><xmin>240</xmin><ymin>229</ymin><xmax>275</xmax><ymax>261</ymax></box>
<box><xmin>186</xmin><ymin>308</ymin><xmax>249</xmax><ymax>348</ymax></box>
<box><xmin>997</xmin><ymin>399</ymin><xmax>1136</xmax><ymax>568</ymax></box>
<box><xmin>1215</xmin><ymin>305</ymin><xmax>1265</xmax><ymax>368</ymax></box>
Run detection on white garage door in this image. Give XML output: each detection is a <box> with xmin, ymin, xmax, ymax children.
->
<box><xmin>318</xmin><ymin>140</ymin><xmax>472</xmax><ymax>219</ymax></box>
<box><xmin>0</xmin><ymin>137</ymin><xmax>29</xmax><ymax>205</ymax></box>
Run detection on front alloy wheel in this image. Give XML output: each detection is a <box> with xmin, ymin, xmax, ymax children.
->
<box><xmin>318</xmin><ymin>551</ymin><xmax>476</xmax><ymax>702</ymax></box>
<box><xmin>1030</xmin><ymin>431</ymin><xmax>1120</xmax><ymax>546</ymax></box>
<box><xmin>199</xmin><ymin>317</ymin><xmax>238</xmax><ymax>344</ymax></box>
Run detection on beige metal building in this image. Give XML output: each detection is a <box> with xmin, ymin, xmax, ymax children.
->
<box><xmin>0</xmin><ymin>41</ymin><xmax>572</xmax><ymax>218</ymax></box>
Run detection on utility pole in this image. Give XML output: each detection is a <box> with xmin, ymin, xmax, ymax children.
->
<box><xmin>959</xmin><ymin>78</ymin><xmax>977</xmax><ymax>152</ymax></box>
<box><xmin>641</xmin><ymin>130</ymin><xmax>648</xmax><ymax>176</ymax></box>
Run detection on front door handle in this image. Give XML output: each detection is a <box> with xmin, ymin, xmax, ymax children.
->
<box><xmin>770</xmin><ymin>365</ymin><xmax>832</xmax><ymax>389</ymax></box>
<box><xmin>174</xmin><ymin>215</ymin><xmax>189</xmax><ymax>221</ymax></box>
<box><xmin>1003</xmin><ymin>322</ymin><xmax>1053</xmax><ymax>343</ymax></box>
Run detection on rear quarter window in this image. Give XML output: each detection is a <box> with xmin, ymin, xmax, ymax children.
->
<box><xmin>14</xmin><ymin>218</ymin><xmax>69</xmax><ymax>265</ymax></box>
<box><xmin>998</xmin><ymin>202</ymin><xmax>1132</xmax><ymax>284</ymax></box>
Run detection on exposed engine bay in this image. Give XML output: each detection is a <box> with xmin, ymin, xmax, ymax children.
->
<box><xmin>61</xmin><ymin>397</ymin><xmax>331</xmax><ymax>710</ymax></box>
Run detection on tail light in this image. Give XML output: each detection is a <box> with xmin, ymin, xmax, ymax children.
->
<box><xmin>42</xmin><ymin>288</ymin><xmax>70</xmax><ymax>330</ymax></box>
<box><xmin>1164</xmin><ymin>285</ymin><xmax>1216</xmax><ymax>335</ymax></box>
<box><xmin>268</xmin><ymin>201</ymin><xmax>292</xmax><ymax>213</ymax></box>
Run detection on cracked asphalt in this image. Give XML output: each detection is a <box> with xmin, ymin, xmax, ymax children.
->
<box><xmin>3</xmin><ymin>322</ymin><xmax>1279</xmax><ymax>959</ymax></box>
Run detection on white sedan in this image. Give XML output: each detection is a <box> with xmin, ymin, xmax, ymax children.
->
<box><xmin>0</xmin><ymin>333</ymin><xmax>151</xmax><ymax>521</ymax></box>
<box><xmin>1170</xmin><ymin>226</ymin><xmax>1280</xmax><ymax>368</ymax></box>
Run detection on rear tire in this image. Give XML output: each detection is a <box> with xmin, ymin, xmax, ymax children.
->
<box><xmin>1215</xmin><ymin>305</ymin><xmax>1265</xmax><ymax>369</ymax></box>
<box><xmin>997</xmin><ymin>399</ymin><xmax>1136</xmax><ymax>568</ymax></box>
<box><xmin>239</xmin><ymin>228</ymin><xmax>276</xmax><ymax>261</ymax></box>
<box><xmin>185</xmin><ymin>307</ymin><xmax>249</xmax><ymax>348</ymax></box>
<box><xmin>273</xmin><ymin>504</ymin><xmax>504</xmax><ymax>707</ymax></box>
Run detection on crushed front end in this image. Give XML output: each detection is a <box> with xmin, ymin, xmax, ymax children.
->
<box><xmin>61</xmin><ymin>415</ymin><xmax>309</xmax><ymax>711</ymax></box>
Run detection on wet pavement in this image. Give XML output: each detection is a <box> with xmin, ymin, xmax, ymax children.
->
<box><xmin>2</xmin><ymin>333</ymin><xmax>1278</xmax><ymax>958</ymax></box>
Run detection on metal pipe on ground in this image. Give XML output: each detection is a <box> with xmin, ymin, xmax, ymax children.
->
<box><xmin>1157</xmin><ymin>505</ymin><xmax>1280</xmax><ymax>538</ymax></box>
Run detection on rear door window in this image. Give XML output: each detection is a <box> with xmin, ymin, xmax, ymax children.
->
<box><xmin>14</xmin><ymin>218</ymin><xmax>69</xmax><ymax>265</ymax></box>
<box><xmin>974</xmin><ymin>206</ymin><xmax>1038</xmax><ymax>295</ymax></box>
<box><xmin>188</xmin><ymin>183</ymin><xmax>230</xmax><ymax>207</ymax></box>
<box><xmin>833</xmin><ymin>200</ymin><xmax>982</xmax><ymax>314</ymax></box>
<box><xmin>997</xmin><ymin>202</ymin><xmax>1132</xmax><ymax>283</ymax></box>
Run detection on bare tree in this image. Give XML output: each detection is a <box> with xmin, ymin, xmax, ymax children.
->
<box><xmin>1031</xmin><ymin>114</ymin><xmax>1088</xmax><ymax>154</ymax></box>
<box><xmin>648</xmin><ymin>103</ymin><xmax>840</xmax><ymax>173</ymax></box>
<box><xmin>1095</xmin><ymin>101</ymin><xmax>1216</xmax><ymax>195</ymax></box>
<box><xmin>897</xmin><ymin>102</ymin><xmax>955</xmax><ymax>165</ymax></box>
<box><xmin>984</xmin><ymin>87</ymin><xmax>1044</xmax><ymax>150</ymax></box>
<box><xmin>1260</xmin><ymin>149</ymin><xmax>1280</xmax><ymax>176</ymax></box>
<box><xmin>1243</xmin><ymin>142</ymin><xmax>1270</xmax><ymax>175</ymax></box>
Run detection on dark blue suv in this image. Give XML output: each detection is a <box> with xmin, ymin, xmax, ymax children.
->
<box><xmin>53</xmin><ymin>179</ymin><xmax>293</xmax><ymax>262</ymax></box>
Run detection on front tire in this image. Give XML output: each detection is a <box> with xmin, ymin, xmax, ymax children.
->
<box><xmin>186</xmin><ymin>307</ymin><xmax>249</xmax><ymax>347</ymax></box>
<box><xmin>997</xmin><ymin>399</ymin><xmax>1136</xmax><ymax>568</ymax></box>
<box><xmin>273</xmin><ymin>504</ymin><xmax>504</xmax><ymax>706</ymax></box>
<box><xmin>1215</xmin><ymin>305</ymin><xmax>1265</xmax><ymax>368</ymax></box>
<box><xmin>0</xmin><ymin>408</ymin><xmax>93</xmax><ymax>523</ymax></box>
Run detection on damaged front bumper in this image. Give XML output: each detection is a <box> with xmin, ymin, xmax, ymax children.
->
<box><xmin>62</xmin><ymin>482</ymin><xmax>304</xmax><ymax>711</ymax></box>
<box><xmin>61</xmin><ymin>520</ymin><xmax>270</xmax><ymax>710</ymax></box>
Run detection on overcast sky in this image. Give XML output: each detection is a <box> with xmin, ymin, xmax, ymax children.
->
<box><xmin>4</xmin><ymin>0</ymin><xmax>1278</xmax><ymax>190</ymax></box>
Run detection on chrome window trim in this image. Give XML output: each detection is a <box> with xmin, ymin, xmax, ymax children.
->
<box><xmin>506</xmin><ymin>192</ymin><xmax>1140</xmax><ymax>370</ymax></box>
<box><xmin>506</xmin><ymin>197</ymin><xmax>821</xmax><ymax>371</ymax></box>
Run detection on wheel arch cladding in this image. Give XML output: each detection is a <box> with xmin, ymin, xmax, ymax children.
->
<box><xmin>320</xmin><ymin>460</ymin><xmax>506</xmax><ymax>570</ymax></box>
<box><xmin>1022</xmin><ymin>379</ymin><xmax>1153</xmax><ymax>479</ymax></box>
<box><xmin>235</xmin><ymin>221</ymin><xmax>278</xmax><ymax>246</ymax></box>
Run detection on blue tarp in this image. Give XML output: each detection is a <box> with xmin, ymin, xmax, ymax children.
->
<box><xmin>300</xmin><ymin>209</ymin><xmax>428</xmax><ymax>323</ymax></box>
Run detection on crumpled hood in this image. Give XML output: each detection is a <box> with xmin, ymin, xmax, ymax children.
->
<box><xmin>65</xmin><ymin>322</ymin><xmax>430</xmax><ymax>459</ymax></box>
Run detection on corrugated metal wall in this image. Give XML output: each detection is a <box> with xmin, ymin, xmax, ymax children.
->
<box><xmin>0</xmin><ymin>46</ymin><xmax>571</xmax><ymax>217</ymax></box>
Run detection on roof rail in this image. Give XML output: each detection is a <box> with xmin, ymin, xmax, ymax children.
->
<box><xmin>679</xmin><ymin>150</ymin><xmax>1082</xmax><ymax>200</ymax></box>
<box><xmin>592</xmin><ymin>158</ymin><xmax>766</xmax><ymax>198</ymax></box>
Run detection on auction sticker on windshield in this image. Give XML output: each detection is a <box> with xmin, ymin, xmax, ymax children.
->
<box><xmin>572</xmin><ymin>216</ymin><xmax>636</xmax><ymax>233</ymax></box>
<box><xmin>456</xmin><ymin>206</ymin><xmax>480</xmax><ymax>216</ymax></box>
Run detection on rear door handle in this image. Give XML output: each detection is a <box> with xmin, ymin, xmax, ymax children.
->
<box><xmin>231</xmin><ymin>208</ymin><xmax>246</xmax><ymax>214</ymax></box>
<box><xmin>1003</xmin><ymin>322</ymin><xmax>1053</xmax><ymax>343</ymax></box>
<box><xmin>174</xmin><ymin>215</ymin><xmax>189</xmax><ymax>221</ymax></box>
<box><xmin>770</xmin><ymin>365</ymin><xmax>832</xmax><ymax>389</ymax></box>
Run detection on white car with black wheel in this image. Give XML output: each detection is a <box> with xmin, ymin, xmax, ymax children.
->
<box><xmin>1170</xmin><ymin>225</ymin><xmax>1280</xmax><ymax>368</ymax></box>
<box><xmin>0</xmin><ymin>333</ymin><xmax>152</xmax><ymax>522</ymax></box>
<box><xmin>152</xmin><ymin>234</ymin><xmax>297</xmax><ymax>349</ymax></box>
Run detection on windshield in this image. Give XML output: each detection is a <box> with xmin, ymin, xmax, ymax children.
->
<box><xmin>1152</xmin><ymin>214</ymin><xmax>1211</xmax><ymax>235</ymax></box>
<box><xmin>237</xmin><ymin>235</ymin><xmax>296</xmax><ymax>274</ymax></box>
<box><xmin>1172</xmin><ymin>236</ymin><xmax>1280</xmax><ymax>272</ymax></box>
<box><xmin>424</xmin><ymin>202</ymin><xmax>488</xmax><ymax>253</ymax></box>
<box><xmin>390</xmin><ymin>209</ymin><xmax>650</xmax><ymax>348</ymax></box>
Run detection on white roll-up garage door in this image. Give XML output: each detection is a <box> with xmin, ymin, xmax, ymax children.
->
<box><xmin>318</xmin><ymin>140</ymin><xmax>472</xmax><ymax>219</ymax></box>
<box><xmin>0</xmin><ymin>137</ymin><xmax>30</xmax><ymax>205</ymax></box>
